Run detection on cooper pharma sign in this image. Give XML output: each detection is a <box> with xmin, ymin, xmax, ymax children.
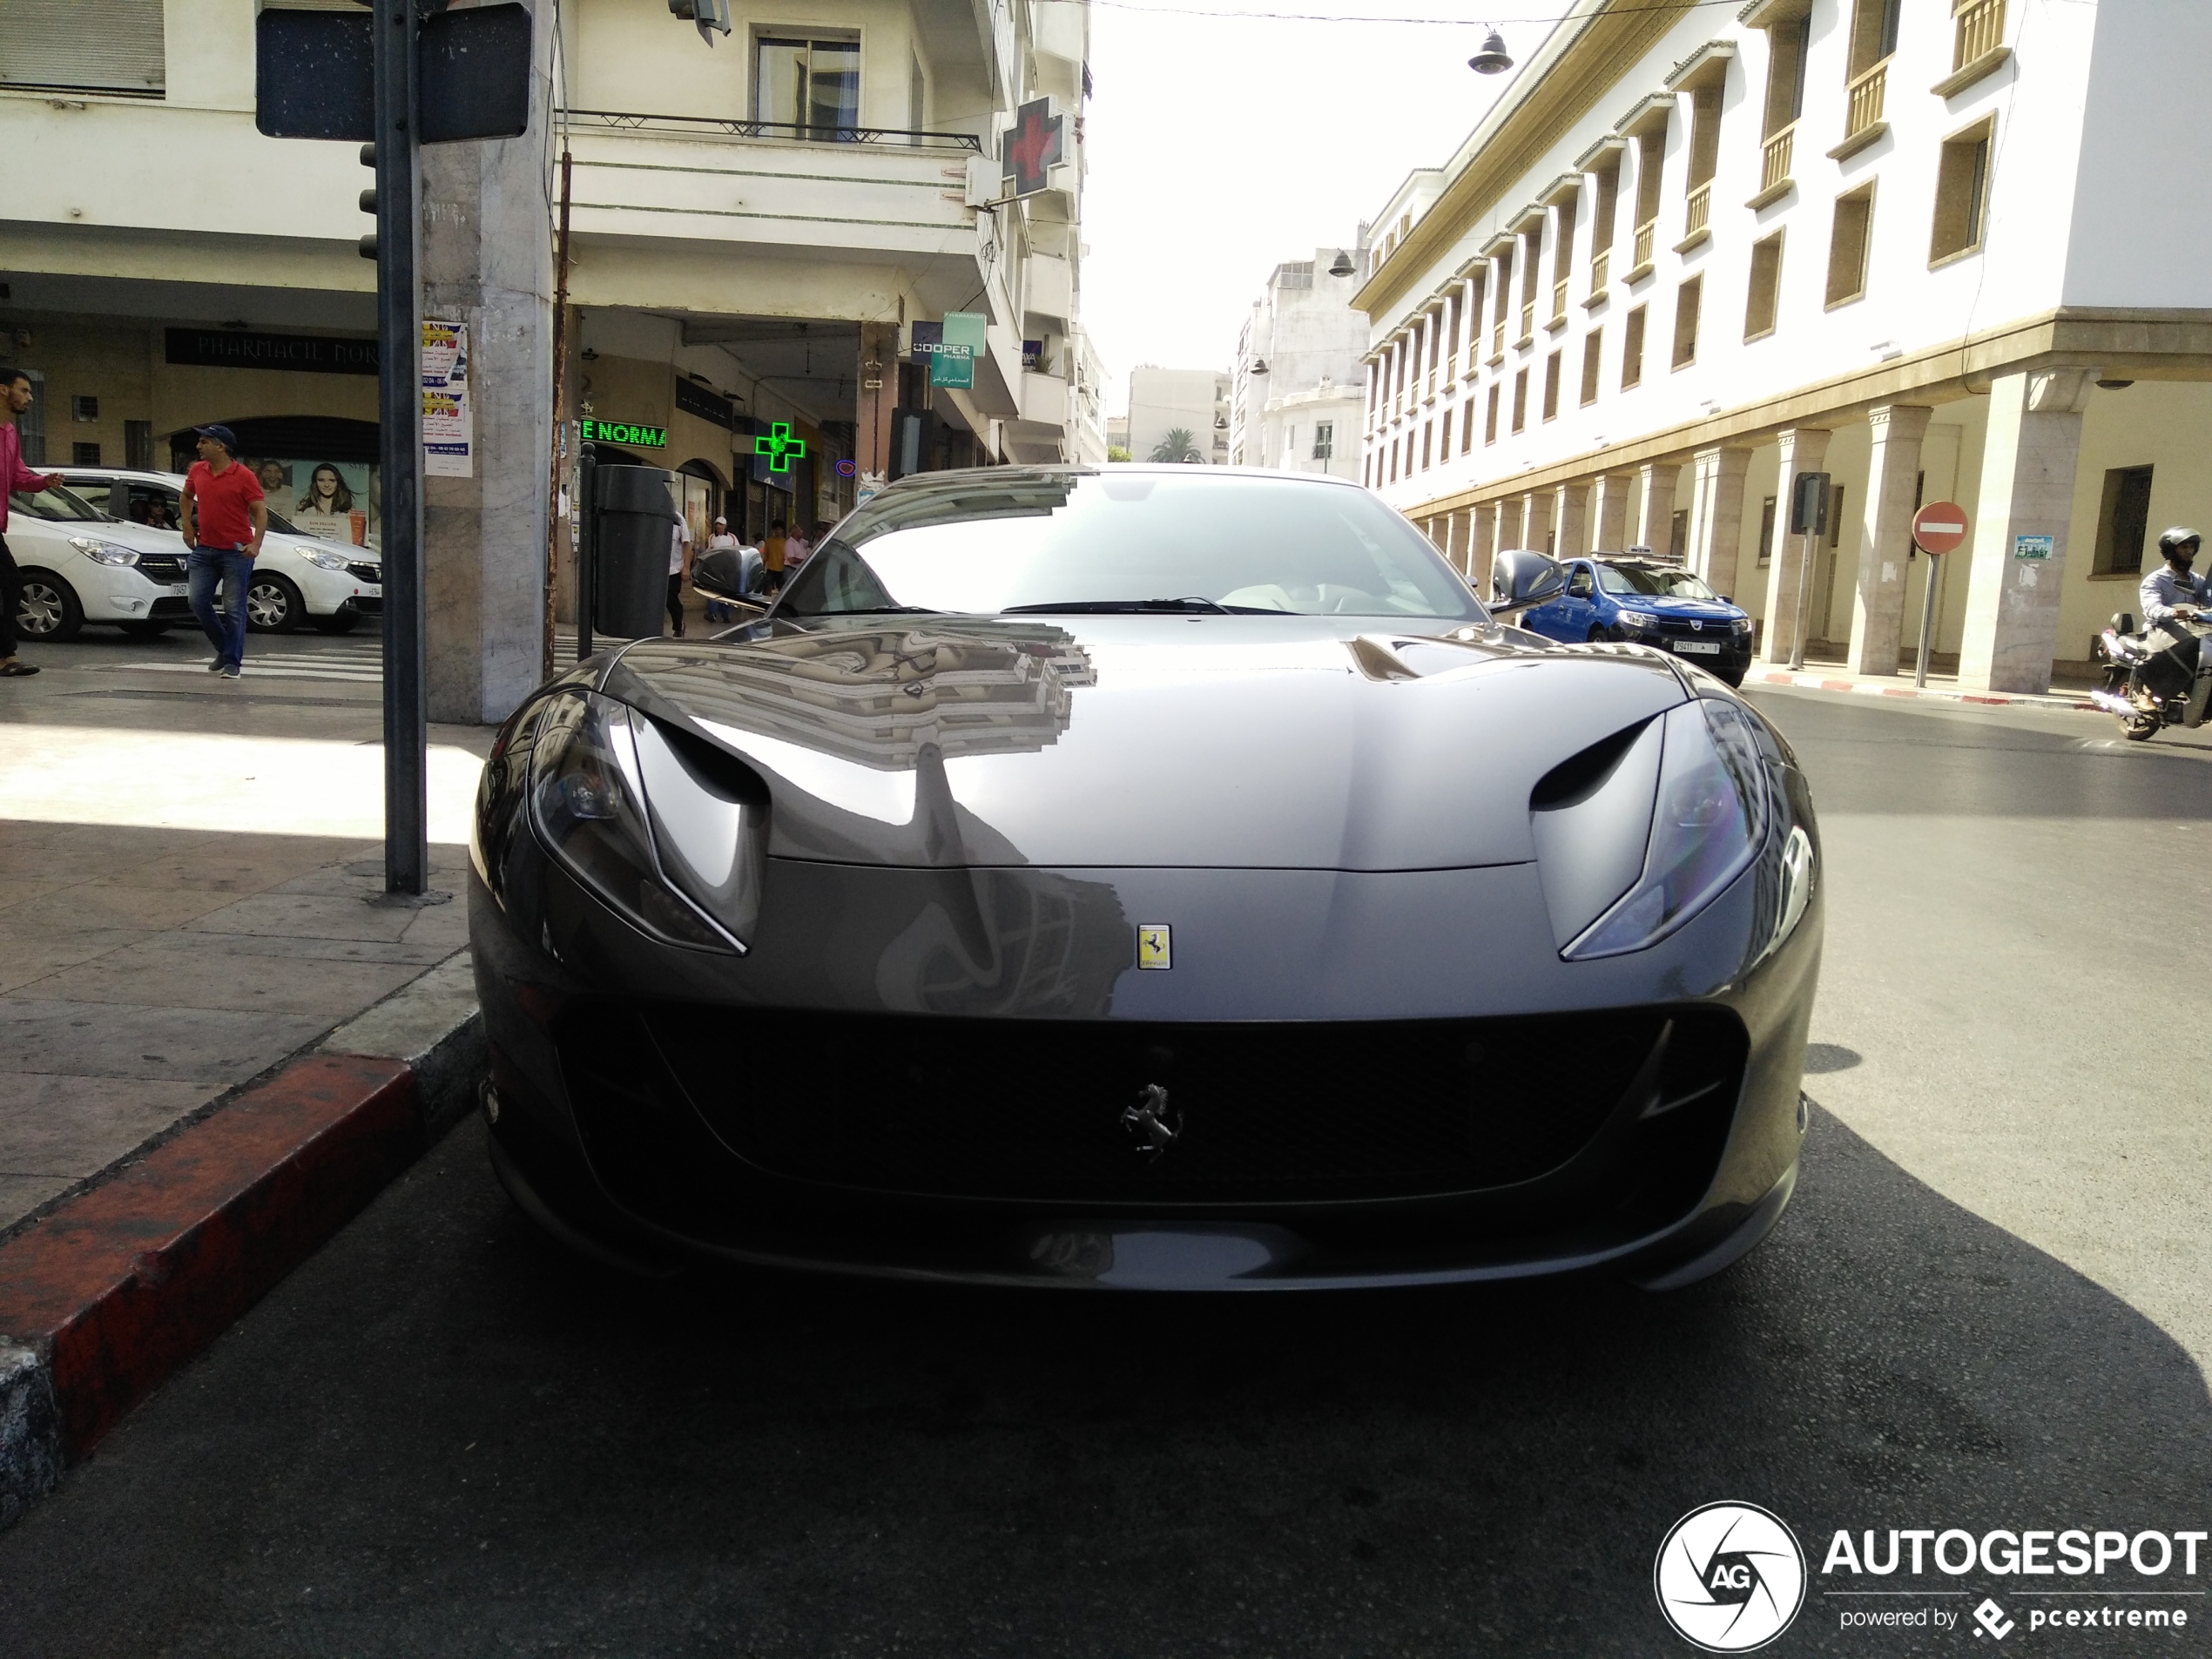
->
<box><xmin>579</xmin><ymin>418</ymin><xmax>668</xmax><ymax>449</ymax></box>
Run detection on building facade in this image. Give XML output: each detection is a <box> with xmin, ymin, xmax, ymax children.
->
<box><xmin>1</xmin><ymin>0</ymin><xmax>1094</xmax><ymax>712</ymax></box>
<box><xmin>1126</xmin><ymin>366</ymin><xmax>1230</xmax><ymax>463</ymax></box>
<box><xmin>1227</xmin><ymin>248</ymin><xmax>1368</xmax><ymax>480</ymax></box>
<box><xmin>1356</xmin><ymin>0</ymin><xmax>2212</xmax><ymax>692</ymax></box>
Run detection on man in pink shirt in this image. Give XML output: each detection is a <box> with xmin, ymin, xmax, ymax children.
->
<box><xmin>0</xmin><ymin>368</ymin><xmax>64</xmax><ymax>678</ymax></box>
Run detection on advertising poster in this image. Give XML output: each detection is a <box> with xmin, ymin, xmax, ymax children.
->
<box><xmin>423</xmin><ymin>319</ymin><xmax>472</xmax><ymax>477</ymax></box>
<box><xmin>239</xmin><ymin>457</ymin><xmax>379</xmax><ymax>550</ymax></box>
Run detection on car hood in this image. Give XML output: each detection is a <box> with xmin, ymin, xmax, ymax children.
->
<box><xmin>601</xmin><ymin>616</ymin><xmax>1690</xmax><ymax>871</ymax></box>
<box><xmin>1623</xmin><ymin>594</ymin><xmax>1742</xmax><ymax>620</ymax></box>
<box><xmin>16</xmin><ymin>516</ymin><xmax>183</xmax><ymax>554</ymax></box>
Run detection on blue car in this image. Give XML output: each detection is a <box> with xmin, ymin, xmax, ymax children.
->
<box><xmin>1515</xmin><ymin>552</ymin><xmax>1755</xmax><ymax>687</ymax></box>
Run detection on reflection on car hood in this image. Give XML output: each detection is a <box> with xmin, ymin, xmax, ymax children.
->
<box><xmin>603</xmin><ymin>616</ymin><xmax>1689</xmax><ymax>872</ymax></box>
<box><xmin>1627</xmin><ymin>595</ymin><xmax>1742</xmax><ymax>618</ymax></box>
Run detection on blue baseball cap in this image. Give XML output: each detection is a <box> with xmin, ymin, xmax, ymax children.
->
<box><xmin>192</xmin><ymin>424</ymin><xmax>239</xmax><ymax>453</ymax></box>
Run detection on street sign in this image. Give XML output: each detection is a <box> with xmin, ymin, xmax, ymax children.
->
<box><xmin>1911</xmin><ymin>501</ymin><xmax>1968</xmax><ymax>556</ymax></box>
<box><xmin>1789</xmin><ymin>471</ymin><xmax>1831</xmax><ymax>537</ymax></box>
<box><xmin>254</xmin><ymin>4</ymin><xmax>530</xmax><ymax>143</ymax></box>
<box><xmin>2013</xmin><ymin>533</ymin><xmax>2054</xmax><ymax>560</ymax></box>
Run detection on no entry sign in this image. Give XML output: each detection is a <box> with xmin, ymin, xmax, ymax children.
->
<box><xmin>1912</xmin><ymin>501</ymin><xmax>1969</xmax><ymax>556</ymax></box>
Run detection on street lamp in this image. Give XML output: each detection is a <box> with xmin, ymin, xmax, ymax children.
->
<box><xmin>1468</xmin><ymin>28</ymin><xmax>1513</xmax><ymax>73</ymax></box>
<box><xmin>1328</xmin><ymin>249</ymin><xmax>1355</xmax><ymax>277</ymax></box>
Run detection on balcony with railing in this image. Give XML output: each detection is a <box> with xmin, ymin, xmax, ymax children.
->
<box><xmin>1750</xmin><ymin>125</ymin><xmax>1795</xmax><ymax>208</ymax></box>
<box><xmin>1935</xmin><ymin>0</ymin><xmax>2009</xmax><ymax>95</ymax></box>
<box><xmin>1831</xmin><ymin>61</ymin><xmax>1888</xmax><ymax>159</ymax></box>
<box><xmin>1551</xmin><ymin>275</ymin><xmax>1570</xmax><ymax>327</ymax></box>
<box><xmin>1588</xmin><ymin>246</ymin><xmax>1609</xmax><ymax>300</ymax></box>
<box><xmin>1678</xmin><ymin>181</ymin><xmax>1711</xmax><ymax>252</ymax></box>
<box><xmin>1491</xmin><ymin>319</ymin><xmax>1507</xmax><ymax>361</ymax></box>
<box><xmin>1518</xmin><ymin>299</ymin><xmax>1535</xmax><ymax>344</ymax></box>
<box><xmin>1628</xmin><ymin>218</ymin><xmax>1656</xmax><ymax>281</ymax></box>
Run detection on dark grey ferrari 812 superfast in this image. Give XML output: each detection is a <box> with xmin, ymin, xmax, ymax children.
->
<box><xmin>470</xmin><ymin>466</ymin><xmax>1821</xmax><ymax>1290</ymax></box>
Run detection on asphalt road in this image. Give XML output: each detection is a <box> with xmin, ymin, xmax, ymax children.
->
<box><xmin>3</xmin><ymin>689</ymin><xmax>2209</xmax><ymax>1656</ymax></box>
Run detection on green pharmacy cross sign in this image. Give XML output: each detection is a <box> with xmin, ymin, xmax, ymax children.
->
<box><xmin>755</xmin><ymin>422</ymin><xmax>807</xmax><ymax>473</ymax></box>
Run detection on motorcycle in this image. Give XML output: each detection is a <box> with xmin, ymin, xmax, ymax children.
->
<box><xmin>2091</xmin><ymin>609</ymin><xmax>2212</xmax><ymax>739</ymax></box>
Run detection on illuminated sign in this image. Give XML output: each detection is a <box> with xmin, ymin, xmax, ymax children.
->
<box><xmin>579</xmin><ymin>419</ymin><xmax>667</xmax><ymax>448</ymax></box>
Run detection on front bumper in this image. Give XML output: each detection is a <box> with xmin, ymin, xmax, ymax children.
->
<box><xmin>469</xmin><ymin>840</ymin><xmax>1822</xmax><ymax>1291</ymax></box>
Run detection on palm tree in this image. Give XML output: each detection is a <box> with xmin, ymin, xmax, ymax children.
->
<box><xmin>1148</xmin><ymin>427</ymin><xmax>1200</xmax><ymax>463</ymax></box>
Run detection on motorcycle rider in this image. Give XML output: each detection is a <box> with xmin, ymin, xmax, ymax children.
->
<box><xmin>2137</xmin><ymin>526</ymin><xmax>2210</xmax><ymax>705</ymax></box>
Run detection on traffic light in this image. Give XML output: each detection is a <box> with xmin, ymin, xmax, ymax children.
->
<box><xmin>668</xmin><ymin>0</ymin><xmax>731</xmax><ymax>44</ymax></box>
<box><xmin>357</xmin><ymin>142</ymin><xmax>376</xmax><ymax>259</ymax></box>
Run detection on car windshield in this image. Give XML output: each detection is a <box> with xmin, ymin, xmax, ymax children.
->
<box><xmin>10</xmin><ymin>482</ymin><xmax>108</xmax><ymax>523</ymax></box>
<box><xmin>777</xmin><ymin>470</ymin><xmax>1484</xmax><ymax>622</ymax></box>
<box><xmin>1597</xmin><ymin>563</ymin><xmax>1719</xmax><ymax>601</ymax></box>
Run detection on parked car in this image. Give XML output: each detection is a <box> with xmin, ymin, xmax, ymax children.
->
<box><xmin>6</xmin><ymin>480</ymin><xmax>196</xmax><ymax>641</ymax></box>
<box><xmin>1508</xmin><ymin>550</ymin><xmax>1755</xmax><ymax>687</ymax></box>
<box><xmin>56</xmin><ymin>467</ymin><xmax>381</xmax><ymax>635</ymax></box>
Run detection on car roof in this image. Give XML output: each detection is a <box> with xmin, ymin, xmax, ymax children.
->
<box><xmin>57</xmin><ymin>466</ymin><xmax>186</xmax><ymax>486</ymax></box>
<box><xmin>873</xmin><ymin>462</ymin><xmax>1368</xmax><ymax>496</ymax></box>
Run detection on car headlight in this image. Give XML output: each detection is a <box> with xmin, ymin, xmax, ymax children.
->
<box><xmin>70</xmin><ymin>536</ymin><xmax>139</xmax><ymax>566</ymax></box>
<box><xmin>1615</xmin><ymin>609</ymin><xmax>1660</xmax><ymax>634</ymax></box>
<box><xmin>1561</xmin><ymin>698</ymin><xmax>1769</xmax><ymax>960</ymax></box>
<box><xmin>1731</xmin><ymin>616</ymin><xmax>1753</xmax><ymax>635</ymax></box>
<box><xmin>527</xmin><ymin>689</ymin><xmax>764</xmax><ymax>953</ymax></box>
<box><xmin>302</xmin><ymin>549</ymin><xmax>352</xmax><ymax>571</ymax></box>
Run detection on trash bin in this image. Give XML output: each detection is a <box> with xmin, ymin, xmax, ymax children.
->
<box><xmin>591</xmin><ymin>464</ymin><xmax>679</xmax><ymax>640</ymax></box>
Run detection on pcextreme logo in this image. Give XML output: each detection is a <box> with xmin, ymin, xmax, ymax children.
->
<box><xmin>1655</xmin><ymin>1502</ymin><xmax>1809</xmax><ymax>1652</ymax></box>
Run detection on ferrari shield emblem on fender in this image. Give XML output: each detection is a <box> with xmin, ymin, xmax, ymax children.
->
<box><xmin>1137</xmin><ymin>925</ymin><xmax>1171</xmax><ymax>969</ymax></box>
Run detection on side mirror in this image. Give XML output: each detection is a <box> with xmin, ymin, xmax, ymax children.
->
<box><xmin>693</xmin><ymin>544</ymin><xmax>766</xmax><ymax>603</ymax></box>
<box><xmin>2111</xmin><ymin>611</ymin><xmax>2137</xmax><ymax>636</ymax></box>
<box><xmin>1719</xmin><ymin>594</ymin><xmax>1733</xmax><ymax>604</ymax></box>
<box><xmin>1489</xmin><ymin>548</ymin><xmax>1565</xmax><ymax>613</ymax></box>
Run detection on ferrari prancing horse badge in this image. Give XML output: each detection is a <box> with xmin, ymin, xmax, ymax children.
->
<box><xmin>1137</xmin><ymin>925</ymin><xmax>1172</xmax><ymax>970</ymax></box>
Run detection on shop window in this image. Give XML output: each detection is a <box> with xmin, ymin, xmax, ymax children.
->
<box><xmin>1621</xmin><ymin>306</ymin><xmax>1647</xmax><ymax>390</ymax></box>
<box><xmin>1744</xmin><ymin>233</ymin><xmax>1784</xmax><ymax>341</ymax></box>
<box><xmin>71</xmin><ymin>442</ymin><xmax>100</xmax><ymax>465</ymax></box>
<box><xmin>755</xmin><ymin>36</ymin><xmax>861</xmax><ymax>138</ymax></box>
<box><xmin>1826</xmin><ymin>185</ymin><xmax>1875</xmax><ymax>308</ymax></box>
<box><xmin>2094</xmin><ymin>465</ymin><xmax>2154</xmax><ymax>576</ymax></box>
<box><xmin>1930</xmin><ymin>119</ymin><xmax>1993</xmax><ymax>265</ymax></box>
<box><xmin>1541</xmin><ymin>351</ymin><xmax>1562</xmax><ymax>421</ymax></box>
<box><xmin>1581</xmin><ymin>329</ymin><xmax>1602</xmax><ymax>406</ymax></box>
<box><xmin>1511</xmin><ymin>368</ymin><xmax>1528</xmax><ymax>434</ymax></box>
<box><xmin>1671</xmin><ymin>276</ymin><xmax>1702</xmax><ymax>369</ymax></box>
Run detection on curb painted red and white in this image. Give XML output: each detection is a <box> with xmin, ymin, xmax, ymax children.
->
<box><xmin>1744</xmin><ymin>667</ymin><xmax>2100</xmax><ymax>713</ymax></box>
<box><xmin>0</xmin><ymin>1020</ymin><xmax>481</xmax><ymax>1528</ymax></box>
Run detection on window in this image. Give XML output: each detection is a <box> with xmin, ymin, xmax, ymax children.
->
<box><xmin>1930</xmin><ymin>119</ymin><xmax>1993</xmax><ymax>264</ymax></box>
<box><xmin>1312</xmin><ymin>421</ymin><xmax>1333</xmax><ymax>461</ymax></box>
<box><xmin>1485</xmin><ymin>383</ymin><xmax>1501</xmax><ymax>443</ymax></box>
<box><xmin>1765</xmin><ymin>13</ymin><xmax>1810</xmax><ymax>136</ymax></box>
<box><xmin>1758</xmin><ymin>496</ymin><xmax>1777</xmax><ymax>564</ymax></box>
<box><xmin>71</xmin><ymin>395</ymin><xmax>98</xmax><ymax>422</ymax></box>
<box><xmin>1511</xmin><ymin>368</ymin><xmax>1528</xmax><ymax>434</ymax></box>
<box><xmin>1589</xmin><ymin>155</ymin><xmax>1620</xmax><ymax>287</ymax></box>
<box><xmin>1421</xmin><ymin>421</ymin><xmax>1433</xmax><ymax>470</ymax></box>
<box><xmin>1631</xmin><ymin>126</ymin><xmax>1667</xmax><ymax>272</ymax></box>
<box><xmin>1670</xmin><ymin>509</ymin><xmax>1689</xmax><ymax>561</ymax></box>
<box><xmin>1621</xmin><ymin>306</ymin><xmax>1647</xmax><ymax>389</ymax></box>
<box><xmin>1826</xmin><ymin>185</ymin><xmax>1875</xmax><ymax>307</ymax></box>
<box><xmin>0</xmin><ymin>0</ymin><xmax>164</xmax><ymax>96</ymax></box>
<box><xmin>1460</xmin><ymin>401</ymin><xmax>1475</xmax><ymax>451</ymax></box>
<box><xmin>125</xmin><ymin>419</ymin><xmax>152</xmax><ymax>470</ymax></box>
<box><xmin>1581</xmin><ymin>330</ymin><xmax>1603</xmax><ymax>405</ymax></box>
<box><xmin>755</xmin><ymin>36</ymin><xmax>861</xmax><ymax>138</ymax></box>
<box><xmin>1744</xmin><ymin>233</ymin><xmax>1784</xmax><ymax>340</ymax></box>
<box><xmin>1541</xmin><ymin>351</ymin><xmax>1562</xmax><ymax>421</ymax></box>
<box><xmin>1567</xmin><ymin>565</ymin><xmax>1595</xmax><ymax>598</ymax></box>
<box><xmin>1849</xmin><ymin>0</ymin><xmax>1903</xmax><ymax>77</ymax></box>
<box><xmin>1671</xmin><ymin>276</ymin><xmax>1702</xmax><ymax>369</ymax></box>
<box><xmin>1278</xmin><ymin>261</ymin><xmax>1314</xmax><ymax>291</ymax></box>
<box><xmin>1551</xmin><ymin>197</ymin><xmax>1578</xmax><ymax>321</ymax></box>
<box><xmin>1952</xmin><ymin>0</ymin><xmax>2007</xmax><ymax>73</ymax></box>
<box><xmin>1827</xmin><ymin>486</ymin><xmax>1848</xmax><ymax>549</ymax></box>
<box><xmin>2094</xmin><ymin>465</ymin><xmax>2155</xmax><ymax>576</ymax></box>
<box><xmin>1490</xmin><ymin>248</ymin><xmax>1514</xmax><ymax>355</ymax></box>
<box><xmin>71</xmin><ymin>442</ymin><xmax>100</xmax><ymax>465</ymax></box>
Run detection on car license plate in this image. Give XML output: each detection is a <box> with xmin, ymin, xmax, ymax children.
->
<box><xmin>1676</xmin><ymin>640</ymin><xmax>1722</xmax><ymax>656</ymax></box>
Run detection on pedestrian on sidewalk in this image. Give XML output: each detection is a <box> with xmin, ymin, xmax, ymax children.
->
<box><xmin>0</xmin><ymin>368</ymin><xmax>63</xmax><ymax>678</ymax></box>
<box><xmin>761</xmin><ymin>518</ymin><xmax>787</xmax><ymax>595</ymax></box>
<box><xmin>784</xmin><ymin>523</ymin><xmax>813</xmax><ymax>574</ymax></box>
<box><xmin>667</xmin><ymin>512</ymin><xmax>694</xmax><ymax>637</ymax></box>
<box><xmin>178</xmin><ymin>425</ymin><xmax>267</xmax><ymax>680</ymax></box>
<box><xmin>704</xmin><ymin>515</ymin><xmax>740</xmax><ymax>622</ymax></box>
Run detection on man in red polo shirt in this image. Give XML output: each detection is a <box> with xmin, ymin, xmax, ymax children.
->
<box><xmin>177</xmin><ymin>424</ymin><xmax>268</xmax><ymax>679</ymax></box>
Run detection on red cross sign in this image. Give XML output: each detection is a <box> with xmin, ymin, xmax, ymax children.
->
<box><xmin>1001</xmin><ymin>98</ymin><xmax>1064</xmax><ymax>199</ymax></box>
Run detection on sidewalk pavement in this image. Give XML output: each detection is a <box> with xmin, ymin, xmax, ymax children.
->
<box><xmin>1741</xmin><ymin>661</ymin><xmax>2102</xmax><ymax>715</ymax></box>
<box><xmin>0</xmin><ymin>628</ymin><xmax>494</xmax><ymax>1525</ymax></box>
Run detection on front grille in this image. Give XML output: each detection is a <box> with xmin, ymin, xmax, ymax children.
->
<box><xmin>563</xmin><ymin>1005</ymin><xmax>1746</xmax><ymax>1208</ymax></box>
<box><xmin>135</xmin><ymin>556</ymin><xmax>186</xmax><ymax>583</ymax></box>
<box><xmin>149</xmin><ymin>597</ymin><xmax>194</xmax><ymax>619</ymax></box>
<box><xmin>345</xmin><ymin>561</ymin><xmax>381</xmax><ymax>584</ymax></box>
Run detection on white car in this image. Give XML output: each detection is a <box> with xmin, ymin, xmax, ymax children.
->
<box><xmin>6</xmin><ymin>481</ymin><xmax>197</xmax><ymax>641</ymax></box>
<box><xmin>56</xmin><ymin>467</ymin><xmax>382</xmax><ymax>636</ymax></box>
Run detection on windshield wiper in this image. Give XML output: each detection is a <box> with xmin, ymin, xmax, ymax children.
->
<box><xmin>1001</xmin><ymin>596</ymin><xmax>1273</xmax><ymax>615</ymax></box>
<box><xmin>823</xmin><ymin>604</ymin><xmax>941</xmax><ymax>615</ymax></box>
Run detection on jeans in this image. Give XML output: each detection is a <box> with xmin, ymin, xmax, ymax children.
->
<box><xmin>188</xmin><ymin>546</ymin><xmax>253</xmax><ymax>670</ymax></box>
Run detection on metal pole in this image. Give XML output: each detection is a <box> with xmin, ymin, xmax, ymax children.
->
<box><xmin>1787</xmin><ymin>529</ymin><xmax>1816</xmax><ymax>672</ymax></box>
<box><xmin>543</xmin><ymin>144</ymin><xmax>572</xmax><ymax>683</ymax></box>
<box><xmin>1914</xmin><ymin>548</ymin><xmax>1940</xmax><ymax>689</ymax></box>
<box><xmin>374</xmin><ymin>0</ymin><xmax>427</xmax><ymax>896</ymax></box>
<box><xmin>576</xmin><ymin>442</ymin><xmax>597</xmax><ymax>663</ymax></box>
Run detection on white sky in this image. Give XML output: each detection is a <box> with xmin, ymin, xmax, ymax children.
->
<box><xmin>1079</xmin><ymin>0</ymin><xmax>1521</xmax><ymax>421</ymax></box>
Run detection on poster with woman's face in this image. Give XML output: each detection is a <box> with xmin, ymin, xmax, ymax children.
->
<box><xmin>247</xmin><ymin>458</ymin><xmax>378</xmax><ymax>549</ymax></box>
